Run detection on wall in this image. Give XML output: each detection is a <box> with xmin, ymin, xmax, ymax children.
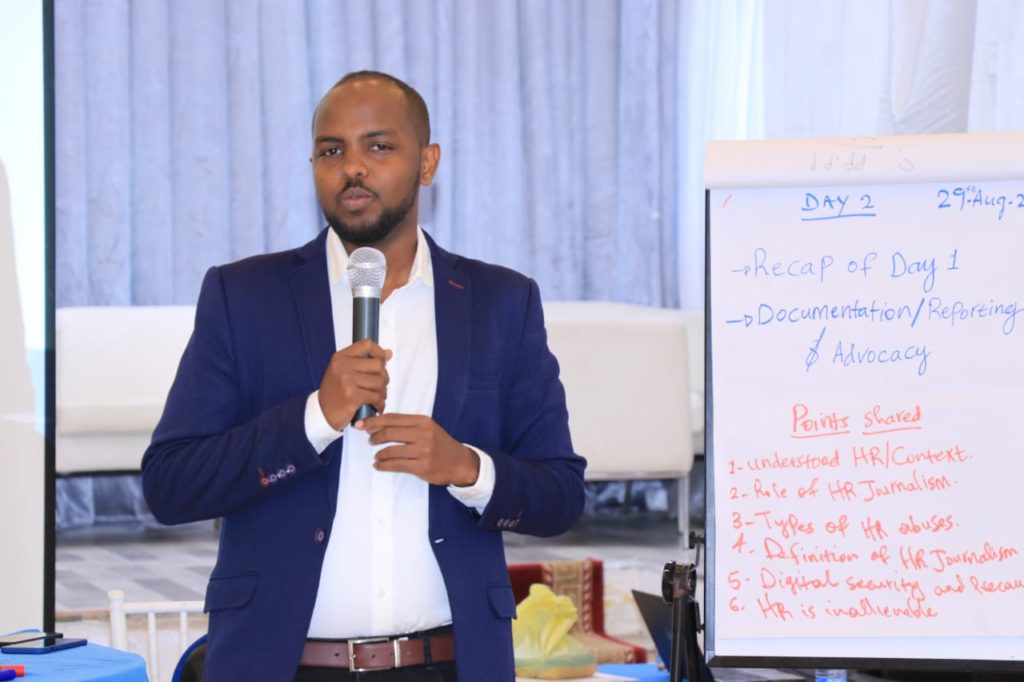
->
<box><xmin>0</xmin><ymin>0</ymin><xmax>48</xmax><ymax>634</ymax></box>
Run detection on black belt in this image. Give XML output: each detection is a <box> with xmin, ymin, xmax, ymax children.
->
<box><xmin>300</xmin><ymin>629</ymin><xmax>455</xmax><ymax>672</ymax></box>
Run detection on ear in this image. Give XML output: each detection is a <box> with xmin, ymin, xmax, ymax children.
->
<box><xmin>419</xmin><ymin>143</ymin><xmax>441</xmax><ymax>186</ymax></box>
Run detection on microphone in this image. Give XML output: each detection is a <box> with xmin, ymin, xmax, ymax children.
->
<box><xmin>347</xmin><ymin>246</ymin><xmax>387</xmax><ymax>423</ymax></box>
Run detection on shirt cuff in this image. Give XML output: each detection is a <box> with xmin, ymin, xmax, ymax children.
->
<box><xmin>304</xmin><ymin>391</ymin><xmax>344</xmax><ymax>455</ymax></box>
<box><xmin>447</xmin><ymin>445</ymin><xmax>494</xmax><ymax>513</ymax></box>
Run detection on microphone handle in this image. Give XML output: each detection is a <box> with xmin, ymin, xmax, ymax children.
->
<box><xmin>352</xmin><ymin>295</ymin><xmax>381</xmax><ymax>423</ymax></box>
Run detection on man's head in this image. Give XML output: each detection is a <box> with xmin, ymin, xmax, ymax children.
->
<box><xmin>311</xmin><ymin>71</ymin><xmax>440</xmax><ymax>248</ymax></box>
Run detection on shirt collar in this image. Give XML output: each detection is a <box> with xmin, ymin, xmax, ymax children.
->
<box><xmin>326</xmin><ymin>226</ymin><xmax>434</xmax><ymax>290</ymax></box>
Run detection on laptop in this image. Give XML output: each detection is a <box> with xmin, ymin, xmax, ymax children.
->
<box><xmin>632</xmin><ymin>589</ymin><xmax>679</xmax><ymax>672</ymax></box>
<box><xmin>631</xmin><ymin>590</ymin><xmax>802</xmax><ymax>682</ymax></box>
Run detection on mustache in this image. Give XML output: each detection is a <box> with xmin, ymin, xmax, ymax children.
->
<box><xmin>342</xmin><ymin>179</ymin><xmax>375</xmax><ymax>194</ymax></box>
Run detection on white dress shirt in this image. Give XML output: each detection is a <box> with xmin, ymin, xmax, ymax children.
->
<box><xmin>304</xmin><ymin>227</ymin><xmax>495</xmax><ymax>638</ymax></box>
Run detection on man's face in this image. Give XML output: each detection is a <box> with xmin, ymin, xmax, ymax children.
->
<box><xmin>311</xmin><ymin>79</ymin><xmax>438</xmax><ymax>247</ymax></box>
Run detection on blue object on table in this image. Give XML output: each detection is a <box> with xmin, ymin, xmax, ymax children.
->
<box><xmin>0</xmin><ymin>639</ymin><xmax>147</xmax><ymax>682</ymax></box>
<box><xmin>0</xmin><ymin>669</ymin><xmax>17</xmax><ymax>681</ymax></box>
<box><xmin>599</xmin><ymin>662</ymin><xmax>671</xmax><ymax>681</ymax></box>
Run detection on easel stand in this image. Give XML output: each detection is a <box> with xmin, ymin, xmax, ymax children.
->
<box><xmin>663</xmin><ymin>532</ymin><xmax>708</xmax><ymax>682</ymax></box>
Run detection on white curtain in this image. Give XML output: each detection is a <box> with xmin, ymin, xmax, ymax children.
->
<box><xmin>55</xmin><ymin>0</ymin><xmax>689</xmax><ymax>309</ymax></box>
<box><xmin>55</xmin><ymin>0</ymin><xmax>1024</xmax><ymax>314</ymax></box>
<box><xmin>760</xmin><ymin>0</ymin><xmax>1024</xmax><ymax>137</ymax></box>
<box><xmin>762</xmin><ymin>0</ymin><xmax>986</xmax><ymax>137</ymax></box>
<box><xmin>675</xmin><ymin>1</ymin><xmax>764</xmax><ymax>309</ymax></box>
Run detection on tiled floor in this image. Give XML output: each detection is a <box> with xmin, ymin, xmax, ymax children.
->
<box><xmin>57</xmin><ymin>522</ymin><xmax>218</xmax><ymax>613</ymax></box>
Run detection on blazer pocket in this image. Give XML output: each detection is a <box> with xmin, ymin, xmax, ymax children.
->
<box><xmin>205</xmin><ymin>572</ymin><xmax>259</xmax><ymax>613</ymax></box>
<box><xmin>487</xmin><ymin>584</ymin><xmax>517</xmax><ymax>619</ymax></box>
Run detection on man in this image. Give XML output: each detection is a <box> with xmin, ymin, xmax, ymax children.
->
<box><xmin>141</xmin><ymin>71</ymin><xmax>586</xmax><ymax>681</ymax></box>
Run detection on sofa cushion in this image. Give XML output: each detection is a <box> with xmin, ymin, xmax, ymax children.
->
<box><xmin>55</xmin><ymin>305</ymin><xmax>195</xmax><ymax>473</ymax></box>
<box><xmin>543</xmin><ymin>302</ymin><xmax>694</xmax><ymax>478</ymax></box>
<box><xmin>56</xmin><ymin>305</ymin><xmax>195</xmax><ymax>434</ymax></box>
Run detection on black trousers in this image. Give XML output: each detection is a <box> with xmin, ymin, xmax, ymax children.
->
<box><xmin>293</xmin><ymin>662</ymin><xmax>457</xmax><ymax>682</ymax></box>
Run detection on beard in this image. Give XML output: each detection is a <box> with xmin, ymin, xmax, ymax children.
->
<box><xmin>325</xmin><ymin>180</ymin><xmax>419</xmax><ymax>247</ymax></box>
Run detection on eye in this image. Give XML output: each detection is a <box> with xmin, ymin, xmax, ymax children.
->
<box><xmin>369</xmin><ymin>142</ymin><xmax>393</xmax><ymax>152</ymax></box>
<box><xmin>319</xmin><ymin>146</ymin><xmax>342</xmax><ymax>157</ymax></box>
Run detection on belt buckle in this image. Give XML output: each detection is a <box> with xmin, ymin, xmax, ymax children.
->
<box><xmin>347</xmin><ymin>636</ymin><xmax>404</xmax><ymax>672</ymax></box>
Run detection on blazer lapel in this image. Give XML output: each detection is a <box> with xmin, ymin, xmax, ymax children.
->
<box><xmin>289</xmin><ymin>229</ymin><xmax>341</xmax><ymax>512</ymax></box>
<box><xmin>289</xmin><ymin>229</ymin><xmax>336</xmax><ymax>390</ymax></box>
<box><xmin>428</xmin><ymin>233</ymin><xmax>471</xmax><ymax>436</ymax></box>
<box><xmin>427</xmin><ymin>233</ymin><xmax>472</xmax><ymax>530</ymax></box>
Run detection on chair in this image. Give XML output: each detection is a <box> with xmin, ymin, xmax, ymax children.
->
<box><xmin>107</xmin><ymin>589</ymin><xmax>205</xmax><ymax>682</ymax></box>
<box><xmin>171</xmin><ymin>633</ymin><xmax>207</xmax><ymax>682</ymax></box>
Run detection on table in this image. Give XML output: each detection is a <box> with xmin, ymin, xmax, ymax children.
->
<box><xmin>598</xmin><ymin>663</ymin><xmax>668</xmax><ymax>680</ymax></box>
<box><xmin>0</xmin><ymin>640</ymin><xmax>147</xmax><ymax>682</ymax></box>
<box><xmin>515</xmin><ymin>664</ymin><xmax>665</xmax><ymax>682</ymax></box>
<box><xmin>595</xmin><ymin>663</ymin><xmax>833</xmax><ymax>682</ymax></box>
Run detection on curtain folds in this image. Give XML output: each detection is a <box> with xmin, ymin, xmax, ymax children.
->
<box><xmin>56</xmin><ymin>0</ymin><xmax>687</xmax><ymax>309</ymax></box>
<box><xmin>55</xmin><ymin>1</ymin><xmax>1024</xmax><ymax>312</ymax></box>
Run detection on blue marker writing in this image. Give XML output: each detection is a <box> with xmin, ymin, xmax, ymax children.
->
<box><xmin>805</xmin><ymin>327</ymin><xmax>826</xmax><ymax>372</ymax></box>
<box><xmin>832</xmin><ymin>339</ymin><xmax>930</xmax><ymax>376</ymax></box>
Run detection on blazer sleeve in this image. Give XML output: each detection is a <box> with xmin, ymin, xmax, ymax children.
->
<box><xmin>476</xmin><ymin>278</ymin><xmax>587</xmax><ymax>537</ymax></box>
<box><xmin>141</xmin><ymin>266</ymin><xmax>335</xmax><ymax>525</ymax></box>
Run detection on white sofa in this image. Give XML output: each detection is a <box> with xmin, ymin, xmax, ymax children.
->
<box><xmin>55</xmin><ymin>305</ymin><xmax>196</xmax><ymax>474</ymax></box>
<box><xmin>56</xmin><ymin>303</ymin><xmax>705</xmax><ymax>531</ymax></box>
<box><xmin>543</xmin><ymin>302</ymin><xmax>699</xmax><ymax>534</ymax></box>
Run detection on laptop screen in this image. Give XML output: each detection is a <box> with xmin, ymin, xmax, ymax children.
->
<box><xmin>632</xmin><ymin>589</ymin><xmax>676</xmax><ymax>670</ymax></box>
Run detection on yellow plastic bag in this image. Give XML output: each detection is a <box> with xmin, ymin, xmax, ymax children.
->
<box><xmin>512</xmin><ymin>583</ymin><xmax>598</xmax><ymax>679</ymax></box>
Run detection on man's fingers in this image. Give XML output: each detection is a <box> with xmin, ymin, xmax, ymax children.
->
<box><xmin>325</xmin><ymin>356</ymin><xmax>389</xmax><ymax>396</ymax></box>
<box><xmin>350</xmin><ymin>371</ymin><xmax>389</xmax><ymax>393</ymax></box>
<box><xmin>364</xmin><ymin>419</ymin><xmax>472</xmax><ymax>487</ymax></box>
<box><xmin>358</xmin><ymin>413</ymin><xmax>425</xmax><ymax>432</ymax></box>
<box><xmin>318</xmin><ymin>342</ymin><xmax>393</xmax><ymax>429</ymax></box>
<box><xmin>346</xmin><ymin>356</ymin><xmax>389</xmax><ymax>377</ymax></box>
<box><xmin>373</xmin><ymin>446</ymin><xmax>422</xmax><ymax>474</ymax></box>
<box><xmin>374</xmin><ymin>444</ymin><xmax>417</xmax><ymax>461</ymax></box>
<box><xmin>345</xmin><ymin>373</ymin><xmax>387</xmax><ymax>404</ymax></box>
<box><xmin>352</xmin><ymin>386</ymin><xmax>386</xmax><ymax>407</ymax></box>
<box><xmin>365</xmin><ymin>424</ymin><xmax>423</xmax><ymax>446</ymax></box>
<box><xmin>374</xmin><ymin>459</ymin><xmax>417</xmax><ymax>475</ymax></box>
<box><xmin>338</xmin><ymin>339</ymin><xmax>390</xmax><ymax>360</ymax></box>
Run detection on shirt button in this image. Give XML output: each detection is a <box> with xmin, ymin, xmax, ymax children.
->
<box><xmin>314</xmin><ymin>528</ymin><xmax>326</xmax><ymax>544</ymax></box>
<box><xmin>377</xmin><ymin>588</ymin><xmax>386</xmax><ymax>597</ymax></box>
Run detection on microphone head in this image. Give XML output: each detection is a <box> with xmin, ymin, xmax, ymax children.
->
<box><xmin>347</xmin><ymin>247</ymin><xmax>387</xmax><ymax>297</ymax></box>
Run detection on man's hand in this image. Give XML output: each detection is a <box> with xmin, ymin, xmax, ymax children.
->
<box><xmin>318</xmin><ymin>339</ymin><xmax>392</xmax><ymax>430</ymax></box>
<box><xmin>357</xmin><ymin>414</ymin><xmax>480</xmax><ymax>486</ymax></box>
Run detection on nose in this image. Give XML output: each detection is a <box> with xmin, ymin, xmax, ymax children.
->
<box><xmin>341</xmin><ymin>151</ymin><xmax>368</xmax><ymax>179</ymax></box>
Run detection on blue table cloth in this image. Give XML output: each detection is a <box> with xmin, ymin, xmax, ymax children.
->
<box><xmin>599</xmin><ymin>662</ymin><xmax>670</xmax><ymax>681</ymax></box>
<box><xmin>0</xmin><ymin>641</ymin><xmax>147</xmax><ymax>682</ymax></box>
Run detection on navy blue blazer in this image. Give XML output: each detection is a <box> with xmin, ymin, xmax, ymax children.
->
<box><xmin>141</xmin><ymin>229</ymin><xmax>586</xmax><ymax>681</ymax></box>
